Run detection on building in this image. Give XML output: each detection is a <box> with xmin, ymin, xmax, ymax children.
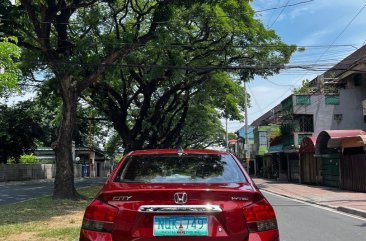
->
<box><xmin>34</xmin><ymin>145</ymin><xmax>112</xmax><ymax>178</ymax></box>
<box><xmin>249</xmin><ymin>45</ymin><xmax>366</xmax><ymax>183</ymax></box>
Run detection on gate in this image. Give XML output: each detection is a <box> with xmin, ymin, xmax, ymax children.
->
<box><xmin>321</xmin><ymin>155</ymin><xmax>340</xmax><ymax>188</ymax></box>
<box><xmin>301</xmin><ymin>153</ymin><xmax>321</xmax><ymax>184</ymax></box>
<box><xmin>341</xmin><ymin>154</ymin><xmax>366</xmax><ymax>192</ymax></box>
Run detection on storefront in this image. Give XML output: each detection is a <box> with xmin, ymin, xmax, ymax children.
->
<box><xmin>316</xmin><ymin>130</ymin><xmax>366</xmax><ymax>188</ymax></box>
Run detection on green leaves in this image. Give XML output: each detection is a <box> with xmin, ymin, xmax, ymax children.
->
<box><xmin>0</xmin><ymin>37</ymin><xmax>21</xmax><ymax>97</ymax></box>
<box><xmin>0</xmin><ymin>101</ymin><xmax>44</xmax><ymax>162</ymax></box>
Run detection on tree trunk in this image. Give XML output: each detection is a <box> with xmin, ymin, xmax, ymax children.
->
<box><xmin>52</xmin><ymin>75</ymin><xmax>81</xmax><ymax>199</ymax></box>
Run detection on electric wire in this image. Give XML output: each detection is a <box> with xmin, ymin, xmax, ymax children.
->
<box><xmin>247</xmin><ymin>83</ymin><xmax>263</xmax><ymax>115</ymax></box>
<box><xmin>270</xmin><ymin>0</ymin><xmax>291</xmax><ymax>28</ymax></box>
<box><xmin>265</xmin><ymin>0</ymin><xmax>285</xmax><ymax>26</ymax></box>
<box><xmin>255</xmin><ymin>1</ymin><xmax>366</xmax><ymax>121</ymax></box>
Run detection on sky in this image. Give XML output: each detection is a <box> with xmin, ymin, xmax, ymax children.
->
<box><xmin>225</xmin><ymin>0</ymin><xmax>366</xmax><ymax>133</ymax></box>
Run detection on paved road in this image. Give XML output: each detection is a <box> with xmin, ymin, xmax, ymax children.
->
<box><xmin>0</xmin><ymin>178</ymin><xmax>106</xmax><ymax>205</ymax></box>
<box><xmin>263</xmin><ymin>191</ymin><xmax>366</xmax><ymax>241</ymax></box>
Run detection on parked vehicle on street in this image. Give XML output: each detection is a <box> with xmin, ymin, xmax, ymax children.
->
<box><xmin>79</xmin><ymin>148</ymin><xmax>279</xmax><ymax>241</ymax></box>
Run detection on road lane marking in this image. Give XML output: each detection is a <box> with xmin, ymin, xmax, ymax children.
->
<box><xmin>261</xmin><ymin>190</ymin><xmax>366</xmax><ymax>222</ymax></box>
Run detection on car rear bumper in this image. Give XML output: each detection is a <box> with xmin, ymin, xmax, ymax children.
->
<box><xmin>248</xmin><ymin>229</ymin><xmax>279</xmax><ymax>241</ymax></box>
<box><xmin>79</xmin><ymin>229</ymin><xmax>279</xmax><ymax>241</ymax></box>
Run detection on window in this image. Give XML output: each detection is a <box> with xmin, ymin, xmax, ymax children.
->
<box><xmin>353</xmin><ymin>74</ymin><xmax>363</xmax><ymax>86</ymax></box>
<box><xmin>114</xmin><ymin>154</ymin><xmax>246</xmax><ymax>183</ymax></box>
<box><xmin>259</xmin><ymin>132</ymin><xmax>267</xmax><ymax>147</ymax></box>
<box><xmin>325</xmin><ymin>95</ymin><xmax>340</xmax><ymax>105</ymax></box>
<box><xmin>334</xmin><ymin>114</ymin><xmax>343</xmax><ymax>122</ymax></box>
<box><xmin>295</xmin><ymin>95</ymin><xmax>310</xmax><ymax>105</ymax></box>
<box><xmin>297</xmin><ymin>115</ymin><xmax>314</xmax><ymax>132</ymax></box>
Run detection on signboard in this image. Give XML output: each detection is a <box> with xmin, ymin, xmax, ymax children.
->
<box><xmin>259</xmin><ymin>132</ymin><xmax>267</xmax><ymax>146</ymax></box>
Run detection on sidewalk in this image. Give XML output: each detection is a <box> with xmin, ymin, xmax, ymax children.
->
<box><xmin>0</xmin><ymin>177</ymin><xmax>98</xmax><ymax>186</ymax></box>
<box><xmin>0</xmin><ymin>178</ymin><xmax>55</xmax><ymax>186</ymax></box>
<box><xmin>253</xmin><ymin>178</ymin><xmax>366</xmax><ymax>219</ymax></box>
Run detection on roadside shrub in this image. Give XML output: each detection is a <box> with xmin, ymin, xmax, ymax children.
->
<box><xmin>6</xmin><ymin>158</ymin><xmax>16</xmax><ymax>164</ymax></box>
<box><xmin>19</xmin><ymin>154</ymin><xmax>40</xmax><ymax>164</ymax></box>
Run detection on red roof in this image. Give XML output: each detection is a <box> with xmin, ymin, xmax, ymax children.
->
<box><xmin>325</xmin><ymin>130</ymin><xmax>366</xmax><ymax>148</ymax></box>
<box><xmin>341</xmin><ymin>135</ymin><xmax>366</xmax><ymax>148</ymax></box>
<box><xmin>324</xmin><ymin>130</ymin><xmax>366</xmax><ymax>138</ymax></box>
<box><xmin>300</xmin><ymin>136</ymin><xmax>317</xmax><ymax>153</ymax></box>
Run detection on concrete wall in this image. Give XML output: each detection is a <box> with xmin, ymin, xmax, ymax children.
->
<box><xmin>0</xmin><ymin>162</ymin><xmax>112</xmax><ymax>182</ymax></box>
<box><xmin>0</xmin><ymin>164</ymin><xmax>85</xmax><ymax>182</ymax></box>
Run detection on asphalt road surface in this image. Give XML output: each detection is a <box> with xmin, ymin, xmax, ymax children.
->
<box><xmin>263</xmin><ymin>191</ymin><xmax>366</xmax><ymax>241</ymax></box>
<box><xmin>2</xmin><ymin>179</ymin><xmax>365</xmax><ymax>240</ymax></box>
<box><xmin>0</xmin><ymin>178</ymin><xmax>106</xmax><ymax>205</ymax></box>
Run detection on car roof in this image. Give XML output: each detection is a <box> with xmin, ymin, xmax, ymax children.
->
<box><xmin>128</xmin><ymin>149</ymin><xmax>229</xmax><ymax>156</ymax></box>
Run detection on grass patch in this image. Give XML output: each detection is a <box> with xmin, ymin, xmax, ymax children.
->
<box><xmin>38</xmin><ymin>227</ymin><xmax>80</xmax><ymax>239</ymax></box>
<box><xmin>0</xmin><ymin>185</ymin><xmax>101</xmax><ymax>241</ymax></box>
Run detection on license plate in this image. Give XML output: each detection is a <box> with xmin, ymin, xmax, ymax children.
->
<box><xmin>153</xmin><ymin>216</ymin><xmax>208</xmax><ymax>236</ymax></box>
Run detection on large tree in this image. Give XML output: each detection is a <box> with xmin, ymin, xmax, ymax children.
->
<box><xmin>85</xmin><ymin>1</ymin><xmax>295</xmax><ymax>152</ymax></box>
<box><xmin>1</xmin><ymin>0</ymin><xmax>204</xmax><ymax>199</ymax></box>
<box><xmin>0</xmin><ymin>0</ymin><xmax>296</xmax><ymax>199</ymax></box>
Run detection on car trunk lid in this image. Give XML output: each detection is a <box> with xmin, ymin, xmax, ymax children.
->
<box><xmin>97</xmin><ymin>182</ymin><xmax>259</xmax><ymax>241</ymax></box>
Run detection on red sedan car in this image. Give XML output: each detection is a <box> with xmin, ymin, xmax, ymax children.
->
<box><xmin>80</xmin><ymin>149</ymin><xmax>279</xmax><ymax>241</ymax></box>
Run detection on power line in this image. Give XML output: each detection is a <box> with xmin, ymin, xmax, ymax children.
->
<box><xmin>6</xmin><ymin>33</ymin><xmax>363</xmax><ymax>49</ymax></box>
<box><xmin>270</xmin><ymin>0</ymin><xmax>291</xmax><ymax>28</ymax></box>
<box><xmin>262</xmin><ymin>78</ymin><xmax>294</xmax><ymax>87</ymax></box>
<box><xmin>256</xmin><ymin>0</ymin><xmax>314</xmax><ymax>14</ymax></box>
<box><xmin>15</xmin><ymin>57</ymin><xmax>366</xmax><ymax>73</ymax></box>
<box><xmin>261</xmin><ymin>1</ymin><xmax>366</xmax><ymax>117</ymax></box>
<box><xmin>247</xmin><ymin>84</ymin><xmax>263</xmax><ymax>115</ymax></box>
<box><xmin>317</xmin><ymin>2</ymin><xmax>366</xmax><ymax>63</ymax></box>
<box><xmin>265</xmin><ymin>0</ymin><xmax>285</xmax><ymax>26</ymax></box>
<box><xmin>291</xmin><ymin>2</ymin><xmax>366</xmax><ymax>113</ymax></box>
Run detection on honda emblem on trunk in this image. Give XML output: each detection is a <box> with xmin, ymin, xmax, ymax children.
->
<box><xmin>174</xmin><ymin>192</ymin><xmax>187</xmax><ymax>204</ymax></box>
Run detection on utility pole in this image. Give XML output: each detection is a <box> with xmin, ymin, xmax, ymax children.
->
<box><xmin>225</xmin><ymin>118</ymin><xmax>229</xmax><ymax>152</ymax></box>
<box><xmin>88</xmin><ymin>119</ymin><xmax>93</xmax><ymax>177</ymax></box>
<box><xmin>244</xmin><ymin>81</ymin><xmax>250</xmax><ymax>174</ymax></box>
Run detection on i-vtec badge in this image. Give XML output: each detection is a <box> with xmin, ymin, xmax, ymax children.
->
<box><xmin>231</xmin><ymin>197</ymin><xmax>248</xmax><ymax>201</ymax></box>
<box><xmin>112</xmin><ymin>196</ymin><xmax>132</xmax><ymax>201</ymax></box>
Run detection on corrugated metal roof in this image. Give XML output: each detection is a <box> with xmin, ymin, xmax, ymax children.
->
<box><xmin>267</xmin><ymin>144</ymin><xmax>283</xmax><ymax>154</ymax></box>
<box><xmin>326</xmin><ymin>130</ymin><xmax>366</xmax><ymax>148</ymax></box>
<box><xmin>341</xmin><ymin>135</ymin><xmax>366</xmax><ymax>148</ymax></box>
<box><xmin>307</xmin><ymin>45</ymin><xmax>366</xmax><ymax>88</ymax></box>
<box><xmin>316</xmin><ymin>130</ymin><xmax>366</xmax><ymax>155</ymax></box>
<box><xmin>326</xmin><ymin>45</ymin><xmax>366</xmax><ymax>78</ymax></box>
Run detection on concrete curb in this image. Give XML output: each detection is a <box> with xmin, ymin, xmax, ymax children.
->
<box><xmin>336</xmin><ymin>207</ymin><xmax>366</xmax><ymax>219</ymax></box>
<box><xmin>0</xmin><ymin>177</ymin><xmax>90</xmax><ymax>186</ymax></box>
<box><xmin>260</xmin><ymin>188</ymin><xmax>366</xmax><ymax>219</ymax></box>
<box><xmin>0</xmin><ymin>178</ymin><xmax>55</xmax><ymax>186</ymax></box>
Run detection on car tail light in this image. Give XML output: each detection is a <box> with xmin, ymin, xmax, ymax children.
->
<box><xmin>82</xmin><ymin>199</ymin><xmax>118</xmax><ymax>233</ymax></box>
<box><xmin>243</xmin><ymin>198</ymin><xmax>278</xmax><ymax>232</ymax></box>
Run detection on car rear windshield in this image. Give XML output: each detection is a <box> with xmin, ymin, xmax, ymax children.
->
<box><xmin>114</xmin><ymin>154</ymin><xmax>246</xmax><ymax>183</ymax></box>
